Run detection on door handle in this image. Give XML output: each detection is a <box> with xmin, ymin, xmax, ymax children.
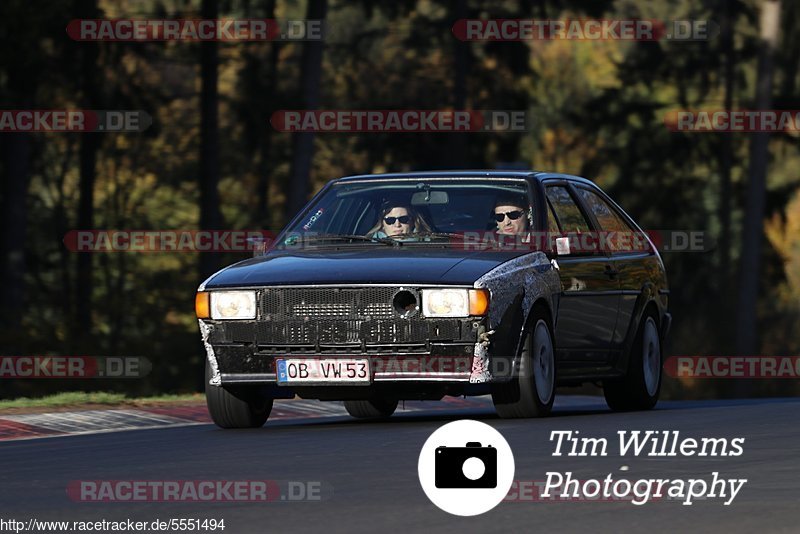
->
<box><xmin>603</xmin><ymin>265</ymin><xmax>619</xmax><ymax>278</ymax></box>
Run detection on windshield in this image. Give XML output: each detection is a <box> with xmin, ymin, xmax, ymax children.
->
<box><xmin>280</xmin><ymin>179</ymin><xmax>533</xmax><ymax>245</ymax></box>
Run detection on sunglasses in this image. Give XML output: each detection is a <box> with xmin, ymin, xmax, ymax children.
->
<box><xmin>384</xmin><ymin>215</ymin><xmax>411</xmax><ymax>225</ymax></box>
<box><xmin>494</xmin><ymin>210</ymin><xmax>525</xmax><ymax>222</ymax></box>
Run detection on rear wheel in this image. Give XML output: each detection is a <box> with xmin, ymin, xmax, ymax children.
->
<box><xmin>604</xmin><ymin>314</ymin><xmax>662</xmax><ymax>411</ymax></box>
<box><xmin>205</xmin><ymin>361</ymin><xmax>273</xmax><ymax>428</ymax></box>
<box><xmin>343</xmin><ymin>399</ymin><xmax>398</xmax><ymax>419</ymax></box>
<box><xmin>492</xmin><ymin>315</ymin><xmax>555</xmax><ymax>418</ymax></box>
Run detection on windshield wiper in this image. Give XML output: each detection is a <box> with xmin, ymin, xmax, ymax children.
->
<box><xmin>393</xmin><ymin>231</ymin><xmax>464</xmax><ymax>240</ymax></box>
<box><xmin>293</xmin><ymin>234</ymin><xmax>399</xmax><ymax>246</ymax></box>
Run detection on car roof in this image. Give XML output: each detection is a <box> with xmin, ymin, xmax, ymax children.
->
<box><xmin>335</xmin><ymin>170</ymin><xmax>597</xmax><ymax>187</ymax></box>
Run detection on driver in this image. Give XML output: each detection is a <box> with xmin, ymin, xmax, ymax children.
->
<box><xmin>493</xmin><ymin>196</ymin><xmax>532</xmax><ymax>243</ymax></box>
<box><xmin>367</xmin><ymin>201</ymin><xmax>432</xmax><ymax>239</ymax></box>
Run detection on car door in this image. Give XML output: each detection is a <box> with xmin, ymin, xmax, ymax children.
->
<box><xmin>545</xmin><ymin>183</ymin><xmax>620</xmax><ymax>363</ymax></box>
<box><xmin>573</xmin><ymin>186</ymin><xmax>652</xmax><ymax>353</ymax></box>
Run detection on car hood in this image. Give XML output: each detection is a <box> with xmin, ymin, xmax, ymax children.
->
<box><xmin>203</xmin><ymin>247</ymin><xmax>532</xmax><ymax>288</ymax></box>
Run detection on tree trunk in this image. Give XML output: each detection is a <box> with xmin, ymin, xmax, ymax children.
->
<box><xmin>735</xmin><ymin>0</ymin><xmax>781</xmax><ymax>357</ymax></box>
<box><xmin>75</xmin><ymin>0</ymin><xmax>100</xmax><ymax>338</ymax></box>
<box><xmin>442</xmin><ymin>0</ymin><xmax>469</xmax><ymax>168</ymax></box>
<box><xmin>0</xmin><ymin>130</ymin><xmax>31</xmax><ymax>339</ymax></box>
<box><xmin>258</xmin><ymin>0</ymin><xmax>278</xmax><ymax>225</ymax></box>
<box><xmin>286</xmin><ymin>0</ymin><xmax>328</xmax><ymax>219</ymax></box>
<box><xmin>199</xmin><ymin>0</ymin><xmax>223</xmax><ymax>280</ymax></box>
<box><xmin>717</xmin><ymin>0</ymin><xmax>735</xmax><ymax>350</ymax></box>
<box><xmin>718</xmin><ymin>0</ymin><xmax>734</xmax><ymax>285</ymax></box>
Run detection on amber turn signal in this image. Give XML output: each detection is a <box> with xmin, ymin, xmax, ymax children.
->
<box><xmin>195</xmin><ymin>292</ymin><xmax>210</xmax><ymax>319</ymax></box>
<box><xmin>468</xmin><ymin>289</ymin><xmax>490</xmax><ymax>316</ymax></box>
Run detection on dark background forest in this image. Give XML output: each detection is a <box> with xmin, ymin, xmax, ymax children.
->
<box><xmin>1</xmin><ymin>0</ymin><xmax>798</xmax><ymax>399</ymax></box>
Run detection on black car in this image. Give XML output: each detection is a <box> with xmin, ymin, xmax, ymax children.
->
<box><xmin>195</xmin><ymin>171</ymin><xmax>670</xmax><ymax>428</ymax></box>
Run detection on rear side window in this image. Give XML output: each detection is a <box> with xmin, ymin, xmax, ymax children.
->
<box><xmin>576</xmin><ymin>187</ymin><xmax>650</xmax><ymax>254</ymax></box>
<box><xmin>576</xmin><ymin>188</ymin><xmax>632</xmax><ymax>233</ymax></box>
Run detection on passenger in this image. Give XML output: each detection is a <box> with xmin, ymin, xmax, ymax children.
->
<box><xmin>493</xmin><ymin>196</ymin><xmax>531</xmax><ymax>242</ymax></box>
<box><xmin>367</xmin><ymin>202</ymin><xmax>432</xmax><ymax>238</ymax></box>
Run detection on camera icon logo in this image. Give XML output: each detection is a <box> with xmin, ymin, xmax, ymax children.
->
<box><xmin>418</xmin><ymin>420</ymin><xmax>515</xmax><ymax>516</ymax></box>
<box><xmin>435</xmin><ymin>442</ymin><xmax>497</xmax><ymax>488</ymax></box>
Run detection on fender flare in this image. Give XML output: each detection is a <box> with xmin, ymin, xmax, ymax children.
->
<box><xmin>491</xmin><ymin>296</ymin><xmax>556</xmax><ymax>382</ymax></box>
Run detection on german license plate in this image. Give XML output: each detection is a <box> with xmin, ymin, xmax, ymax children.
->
<box><xmin>276</xmin><ymin>358</ymin><xmax>371</xmax><ymax>385</ymax></box>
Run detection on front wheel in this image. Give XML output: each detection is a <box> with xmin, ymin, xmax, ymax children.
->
<box><xmin>492</xmin><ymin>316</ymin><xmax>556</xmax><ymax>418</ymax></box>
<box><xmin>604</xmin><ymin>314</ymin><xmax>662</xmax><ymax>411</ymax></box>
<box><xmin>205</xmin><ymin>361</ymin><xmax>273</xmax><ymax>428</ymax></box>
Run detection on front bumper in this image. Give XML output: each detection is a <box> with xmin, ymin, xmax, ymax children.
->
<box><xmin>199</xmin><ymin>320</ymin><xmax>492</xmax><ymax>386</ymax></box>
<box><xmin>211</xmin><ymin>343</ymin><xmax>478</xmax><ymax>383</ymax></box>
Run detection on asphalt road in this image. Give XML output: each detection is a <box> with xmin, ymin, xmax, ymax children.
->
<box><xmin>1</xmin><ymin>396</ymin><xmax>798</xmax><ymax>534</ymax></box>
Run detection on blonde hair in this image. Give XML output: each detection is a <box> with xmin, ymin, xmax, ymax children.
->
<box><xmin>366</xmin><ymin>203</ymin><xmax>432</xmax><ymax>237</ymax></box>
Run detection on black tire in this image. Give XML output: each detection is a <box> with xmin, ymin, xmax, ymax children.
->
<box><xmin>604</xmin><ymin>313</ymin><xmax>662</xmax><ymax>411</ymax></box>
<box><xmin>343</xmin><ymin>399</ymin><xmax>398</xmax><ymax>419</ymax></box>
<box><xmin>205</xmin><ymin>361</ymin><xmax>273</xmax><ymax>428</ymax></box>
<box><xmin>491</xmin><ymin>313</ymin><xmax>556</xmax><ymax>418</ymax></box>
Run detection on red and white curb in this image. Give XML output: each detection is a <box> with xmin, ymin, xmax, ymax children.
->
<box><xmin>0</xmin><ymin>397</ymin><xmax>494</xmax><ymax>442</ymax></box>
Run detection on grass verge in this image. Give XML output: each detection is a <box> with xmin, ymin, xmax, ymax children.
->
<box><xmin>0</xmin><ymin>391</ymin><xmax>204</xmax><ymax>411</ymax></box>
